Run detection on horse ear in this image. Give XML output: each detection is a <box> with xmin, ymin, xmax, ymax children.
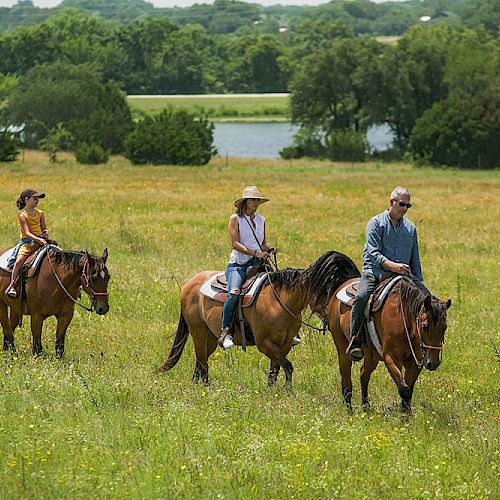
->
<box><xmin>424</xmin><ymin>294</ymin><xmax>432</xmax><ymax>311</ymax></box>
<box><xmin>446</xmin><ymin>298</ymin><xmax>452</xmax><ymax>309</ymax></box>
<box><xmin>102</xmin><ymin>248</ymin><xmax>108</xmax><ymax>264</ymax></box>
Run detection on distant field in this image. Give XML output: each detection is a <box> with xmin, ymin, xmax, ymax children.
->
<box><xmin>128</xmin><ymin>93</ymin><xmax>290</xmax><ymax>121</ymax></box>
<box><xmin>0</xmin><ymin>153</ymin><xmax>498</xmax><ymax>498</ymax></box>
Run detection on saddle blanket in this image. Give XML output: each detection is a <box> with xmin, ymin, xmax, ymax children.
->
<box><xmin>200</xmin><ymin>272</ymin><xmax>269</xmax><ymax>307</ymax></box>
<box><xmin>0</xmin><ymin>246</ymin><xmax>57</xmax><ymax>276</ymax></box>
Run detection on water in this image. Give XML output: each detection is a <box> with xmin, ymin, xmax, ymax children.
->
<box><xmin>213</xmin><ymin>122</ymin><xmax>394</xmax><ymax>159</ymax></box>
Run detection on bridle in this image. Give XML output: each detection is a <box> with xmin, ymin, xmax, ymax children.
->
<box><xmin>47</xmin><ymin>246</ymin><xmax>107</xmax><ymax>312</ymax></box>
<box><xmin>81</xmin><ymin>258</ymin><xmax>109</xmax><ymax>306</ymax></box>
<box><xmin>401</xmin><ymin>300</ymin><xmax>443</xmax><ymax>369</ymax></box>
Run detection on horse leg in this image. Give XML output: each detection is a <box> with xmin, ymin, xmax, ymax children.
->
<box><xmin>332</xmin><ymin>335</ymin><xmax>353</xmax><ymax>411</ymax></box>
<box><xmin>360</xmin><ymin>353</ymin><xmax>379</xmax><ymax>410</ymax></box>
<box><xmin>259</xmin><ymin>340</ymin><xmax>293</xmax><ymax>389</ymax></box>
<box><xmin>384</xmin><ymin>354</ymin><xmax>411</xmax><ymax>411</ymax></box>
<box><xmin>400</xmin><ymin>362</ymin><xmax>422</xmax><ymax>414</ymax></box>
<box><xmin>191</xmin><ymin>326</ymin><xmax>217</xmax><ymax>385</ymax></box>
<box><xmin>268</xmin><ymin>359</ymin><xmax>280</xmax><ymax>387</ymax></box>
<box><xmin>30</xmin><ymin>313</ymin><xmax>45</xmax><ymax>356</ymax></box>
<box><xmin>55</xmin><ymin>311</ymin><xmax>74</xmax><ymax>358</ymax></box>
<box><xmin>0</xmin><ymin>302</ymin><xmax>15</xmax><ymax>352</ymax></box>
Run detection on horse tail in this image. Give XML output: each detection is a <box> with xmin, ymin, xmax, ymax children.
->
<box><xmin>159</xmin><ymin>312</ymin><xmax>189</xmax><ymax>372</ymax></box>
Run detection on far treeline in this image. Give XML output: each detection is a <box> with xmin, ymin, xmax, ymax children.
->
<box><xmin>0</xmin><ymin>0</ymin><xmax>498</xmax><ymax>168</ymax></box>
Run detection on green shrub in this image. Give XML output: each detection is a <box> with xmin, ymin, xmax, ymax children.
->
<box><xmin>279</xmin><ymin>126</ymin><xmax>324</xmax><ymax>159</ymax></box>
<box><xmin>75</xmin><ymin>143</ymin><xmax>110</xmax><ymax>165</ymax></box>
<box><xmin>124</xmin><ymin>108</ymin><xmax>216</xmax><ymax>165</ymax></box>
<box><xmin>410</xmin><ymin>90</ymin><xmax>499</xmax><ymax>169</ymax></box>
<box><xmin>325</xmin><ymin>129</ymin><xmax>366</xmax><ymax>162</ymax></box>
<box><xmin>0</xmin><ymin>129</ymin><xmax>21</xmax><ymax>162</ymax></box>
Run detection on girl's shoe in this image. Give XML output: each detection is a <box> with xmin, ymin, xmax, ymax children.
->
<box><xmin>6</xmin><ymin>286</ymin><xmax>17</xmax><ymax>298</ymax></box>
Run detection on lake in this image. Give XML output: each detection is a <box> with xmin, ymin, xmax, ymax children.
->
<box><xmin>213</xmin><ymin>122</ymin><xmax>394</xmax><ymax>159</ymax></box>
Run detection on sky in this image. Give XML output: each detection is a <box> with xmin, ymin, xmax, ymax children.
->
<box><xmin>0</xmin><ymin>0</ymin><xmax>398</xmax><ymax>8</ymax></box>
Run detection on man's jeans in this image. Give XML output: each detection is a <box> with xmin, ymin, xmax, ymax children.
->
<box><xmin>221</xmin><ymin>257</ymin><xmax>260</xmax><ymax>330</ymax></box>
<box><xmin>349</xmin><ymin>273</ymin><xmax>378</xmax><ymax>341</ymax></box>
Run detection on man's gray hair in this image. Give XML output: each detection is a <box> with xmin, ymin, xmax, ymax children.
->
<box><xmin>391</xmin><ymin>186</ymin><xmax>411</xmax><ymax>200</ymax></box>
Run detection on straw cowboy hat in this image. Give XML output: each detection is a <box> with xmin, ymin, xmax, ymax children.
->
<box><xmin>234</xmin><ymin>186</ymin><xmax>270</xmax><ymax>209</ymax></box>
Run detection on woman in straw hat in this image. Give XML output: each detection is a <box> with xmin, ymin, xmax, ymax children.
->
<box><xmin>219</xmin><ymin>186</ymin><xmax>275</xmax><ymax>350</ymax></box>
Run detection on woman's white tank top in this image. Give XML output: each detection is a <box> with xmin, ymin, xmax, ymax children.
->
<box><xmin>228</xmin><ymin>214</ymin><xmax>265</xmax><ymax>265</ymax></box>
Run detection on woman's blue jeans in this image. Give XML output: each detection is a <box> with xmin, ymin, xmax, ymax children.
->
<box><xmin>221</xmin><ymin>257</ymin><xmax>260</xmax><ymax>330</ymax></box>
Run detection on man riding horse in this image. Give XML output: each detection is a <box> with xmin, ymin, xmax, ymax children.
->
<box><xmin>347</xmin><ymin>186</ymin><xmax>431</xmax><ymax>362</ymax></box>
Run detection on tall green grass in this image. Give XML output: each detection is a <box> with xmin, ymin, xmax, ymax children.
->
<box><xmin>0</xmin><ymin>153</ymin><xmax>498</xmax><ymax>498</ymax></box>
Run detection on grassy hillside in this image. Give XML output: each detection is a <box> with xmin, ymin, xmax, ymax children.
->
<box><xmin>127</xmin><ymin>94</ymin><xmax>290</xmax><ymax>121</ymax></box>
<box><xmin>0</xmin><ymin>152</ymin><xmax>498</xmax><ymax>498</ymax></box>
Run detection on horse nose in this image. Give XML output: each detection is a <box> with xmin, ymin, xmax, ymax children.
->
<box><xmin>96</xmin><ymin>305</ymin><xmax>109</xmax><ymax>315</ymax></box>
<box><xmin>425</xmin><ymin>358</ymin><xmax>439</xmax><ymax>371</ymax></box>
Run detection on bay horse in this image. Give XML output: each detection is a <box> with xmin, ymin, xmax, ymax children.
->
<box><xmin>0</xmin><ymin>246</ymin><xmax>110</xmax><ymax>357</ymax></box>
<box><xmin>327</xmin><ymin>276</ymin><xmax>451</xmax><ymax>413</ymax></box>
<box><xmin>160</xmin><ymin>251</ymin><xmax>359</xmax><ymax>387</ymax></box>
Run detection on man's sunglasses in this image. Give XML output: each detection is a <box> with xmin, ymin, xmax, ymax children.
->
<box><xmin>398</xmin><ymin>201</ymin><xmax>412</xmax><ymax>209</ymax></box>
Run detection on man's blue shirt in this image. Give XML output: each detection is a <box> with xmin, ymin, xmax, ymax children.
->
<box><xmin>362</xmin><ymin>210</ymin><xmax>423</xmax><ymax>281</ymax></box>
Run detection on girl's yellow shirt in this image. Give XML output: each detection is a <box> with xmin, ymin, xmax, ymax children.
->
<box><xmin>20</xmin><ymin>208</ymin><xmax>43</xmax><ymax>239</ymax></box>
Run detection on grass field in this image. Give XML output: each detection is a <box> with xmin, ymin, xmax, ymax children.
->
<box><xmin>0</xmin><ymin>152</ymin><xmax>498</xmax><ymax>498</ymax></box>
<box><xmin>127</xmin><ymin>94</ymin><xmax>290</xmax><ymax>121</ymax></box>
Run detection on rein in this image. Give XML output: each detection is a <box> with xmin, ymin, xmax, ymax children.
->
<box><xmin>265</xmin><ymin>273</ymin><xmax>327</xmax><ymax>333</ymax></box>
<box><xmin>400</xmin><ymin>297</ymin><xmax>443</xmax><ymax>369</ymax></box>
<box><xmin>243</xmin><ymin>215</ymin><xmax>324</xmax><ymax>332</ymax></box>
<box><xmin>46</xmin><ymin>246</ymin><xmax>106</xmax><ymax>312</ymax></box>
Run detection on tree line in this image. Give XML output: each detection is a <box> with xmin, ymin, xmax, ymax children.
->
<box><xmin>0</xmin><ymin>5</ymin><xmax>498</xmax><ymax>168</ymax></box>
<box><xmin>1</xmin><ymin>0</ymin><xmax>496</xmax><ymax>37</ymax></box>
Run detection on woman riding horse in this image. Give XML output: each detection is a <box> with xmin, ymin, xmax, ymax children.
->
<box><xmin>160</xmin><ymin>250</ymin><xmax>360</xmax><ymax>387</ymax></box>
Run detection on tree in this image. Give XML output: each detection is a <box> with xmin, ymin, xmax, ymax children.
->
<box><xmin>6</xmin><ymin>62</ymin><xmax>132</xmax><ymax>152</ymax></box>
<box><xmin>410</xmin><ymin>89</ymin><xmax>500</xmax><ymax>169</ymax></box>
<box><xmin>124</xmin><ymin>108</ymin><xmax>216</xmax><ymax>165</ymax></box>
<box><xmin>39</xmin><ymin>123</ymin><xmax>73</xmax><ymax>163</ymax></box>
<box><xmin>362</xmin><ymin>25</ymin><xmax>450</xmax><ymax>152</ymax></box>
<box><xmin>0</xmin><ymin>129</ymin><xmax>21</xmax><ymax>162</ymax></box>
<box><xmin>290</xmin><ymin>38</ymin><xmax>384</xmax><ymax>133</ymax></box>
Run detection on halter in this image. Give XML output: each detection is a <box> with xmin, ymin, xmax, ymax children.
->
<box><xmin>82</xmin><ymin>258</ymin><xmax>109</xmax><ymax>302</ymax></box>
<box><xmin>47</xmin><ymin>246</ymin><xmax>107</xmax><ymax>312</ymax></box>
<box><xmin>400</xmin><ymin>300</ymin><xmax>443</xmax><ymax>369</ymax></box>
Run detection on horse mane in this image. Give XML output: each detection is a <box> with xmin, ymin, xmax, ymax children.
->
<box><xmin>397</xmin><ymin>279</ymin><xmax>447</xmax><ymax>327</ymax></box>
<box><xmin>265</xmin><ymin>268</ymin><xmax>305</xmax><ymax>290</ymax></box>
<box><xmin>301</xmin><ymin>250</ymin><xmax>361</xmax><ymax>308</ymax></box>
<box><xmin>48</xmin><ymin>248</ymin><xmax>104</xmax><ymax>273</ymax></box>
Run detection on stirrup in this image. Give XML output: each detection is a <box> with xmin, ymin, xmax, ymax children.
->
<box><xmin>218</xmin><ymin>328</ymin><xmax>235</xmax><ymax>350</ymax></box>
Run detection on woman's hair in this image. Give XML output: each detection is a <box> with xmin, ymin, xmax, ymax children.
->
<box><xmin>235</xmin><ymin>200</ymin><xmax>248</xmax><ymax>217</ymax></box>
<box><xmin>16</xmin><ymin>193</ymin><xmax>27</xmax><ymax>210</ymax></box>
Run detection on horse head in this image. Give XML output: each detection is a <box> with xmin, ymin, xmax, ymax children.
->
<box><xmin>82</xmin><ymin>249</ymin><xmax>110</xmax><ymax>315</ymax></box>
<box><xmin>419</xmin><ymin>295</ymin><xmax>452</xmax><ymax>371</ymax></box>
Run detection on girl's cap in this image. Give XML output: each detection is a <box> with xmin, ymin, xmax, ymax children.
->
<box><xmin>22</xmin><ymin>188</ymin><xmax>45</xmax><ymax>199</ymax></box>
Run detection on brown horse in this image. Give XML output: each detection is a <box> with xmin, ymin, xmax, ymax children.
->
<box><xmin>0</xmin><ymin>246</ymin><xmax>110</xmax><ymax>357</ymax></box>
<box><xmin>327</xmin><ymin>276</ymin><xmax>451</xmax><ymax>413</ymax></box>
<box><xmin>160</xmin><ymin>251</ymin><xmax>359</xmax><ymax>387</ymax></box>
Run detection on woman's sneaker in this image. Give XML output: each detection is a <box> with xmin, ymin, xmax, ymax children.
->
<box><xmin>292</xmin><ymin>335</ymin><xmax>301</xmax><ymax>346</ymax></box>
<box><xmin>6</xmin><ymin>286</ymin><xmax>17</xmax><ymax>298</ymax></box>
<box><xmin>218</xmin><ymin>327</ymin><xmax>235</xmax><ymax>350</ymax></box>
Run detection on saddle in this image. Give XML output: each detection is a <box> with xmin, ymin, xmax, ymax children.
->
<box><xmin>336</xmin><ymin>274</ymin><xmax>407</xmax><ymax>357</ymax></box>
<box><xmin>0</xmin><ymin>245</ymin><xmax>52</xmax><ymax>277</ymax></box>
<box><xmin>200</xmin><ymin>269</ymin><xmax>269</xmax><ymax>307</ymax></box>
<box><xmin>200</xmin><ymin>268</ymin><xmax>271</xmax><ymax>352</ymax></box>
